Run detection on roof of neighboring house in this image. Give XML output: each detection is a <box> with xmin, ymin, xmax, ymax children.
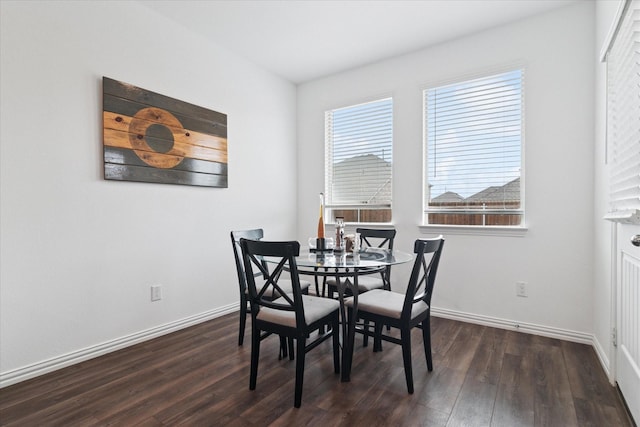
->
<box><xmin>336</xmin><ymin>153</ymin><xmax>389</xmax><ymax>170</ymax></box>
<box><xmin>466</xmin><ymin>177</ymin><xmax>520</xmax><ymax>203</ymax></box>
<box><xmin>431</xmin><ymin>177</ymin><xmax>520</xmax><ymax>204</ymax></box>
<box><xmin>431</xmin><ymin>191</ymin><xmax>465</xmax><ymax>203</ymax></box>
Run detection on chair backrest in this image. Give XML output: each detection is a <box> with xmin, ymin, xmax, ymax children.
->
<box><xmin>356</xmin><ymin>228</ymin><xmax>396</xmax><ymax>250</ymax></box>
<box><xmin>356</xmin><ymin>228</ymin><xmax>397</xmax><ymax>283</ymax></box>
<box><xmin>240</xmin><ymin>239</ymin><xmax>307</xmax><ymax>329</ymax></box>
<box><xmin>231</xmin><ymin>229</ymin><xmax>264</xmax><ymax>298</ymax></box>
<box><xmin>402</xmin><ymin>236</ymin><xmax>445</xmax><ymax>321</ymax></box>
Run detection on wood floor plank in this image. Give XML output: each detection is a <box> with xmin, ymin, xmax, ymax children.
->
<box><xmin>95</xmin><ymin>348</ymin><xmax>246</xmax><ymax>425</ymax></box>
<box><xmin>531</xmin><ymin>343</ymin><xmax>580</xmax><ymax>427</ymax></box>
<box><xmin>266</xmin><ymin>404</ymin><xmax>331</xmax><ymax>427</ymax></box>
<box><xmin>560</xmin><ymin>340</ymin><xmax>618</xmax><ymax>406</ymax></box>
<box><xmin>0</xmin><ymin>338</ymin><xmax>159</xmax><ymax>412</ymax></box>
<box><xmin>573</xmin><ymin>397</ymin><xmax>629</xmax><ymax>427</ymax></box>
<box><xmin>440</xmin><ymin>322</ymin><xmax>484</xmax><ymax>372</ymax></box>
<box><xmin>430</xmin><ymin>317</ymin><xmax>463</xmax><ymax>361</ymax></box>
<box><xmin>466</xmin><ymin>326</ymin><xmax>508</xmax><ymax>385</ymax></box>
<box><xmin>504</xmin><ymin>330</ymin><xmax>534</xmax><ymax>357</ymax></box>
<box><xmin>446</xmin><ymin>377</ymin><xmax>498</xmax><ymax>427</ymax></box>
<box><xmin>491</xmin><ymin>353</ymin><xmax>535</xmax><ymax>427</ymax></box>
<box><xmin>418</xmin><ymin>366</ymin><xmax>467</xmax><ymax>416</ymax></box>
<box><xmin>405</xmin><ymin>402</ymin><xmax>450</xmax><ymax>427</ymax></box>
<box><xmin>0</xmin><ymin>314</ymin><xmax>634</xmax><ymax>427</ymax></box>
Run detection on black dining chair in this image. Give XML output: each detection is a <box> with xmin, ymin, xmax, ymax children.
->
<box><xmin>326</xmin><ymin>227</ymin><xmax>397</xmax><ymax>298</ymax></box>
<box><xmin>240</xmin><ymin>238</ymin><xmax>340</xmax><ymax>408</ymax></box>
<box><xmin>345</xmin><ymin>236</ymin><xmax>444</xmax><ymax>394</ymax></box>
<box><xmin>230</xmin><ymin>229</ymin><xmax>311</xmax><ymax>347</ymax></box>
<box><xmin>326</xmin><ymin>228</ymin><xmax>396</xmax><ymax>346</ymax></box>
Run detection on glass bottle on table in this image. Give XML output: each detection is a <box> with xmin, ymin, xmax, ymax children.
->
<box><xmin>316</xmin><ymin>193</ymin><xmax>326</xmax><ymax>250</ymax></box>
<box><xmin>335</xmin><ymin>217</ymin><xmax>345</xmax><ymax>251</ymax></box>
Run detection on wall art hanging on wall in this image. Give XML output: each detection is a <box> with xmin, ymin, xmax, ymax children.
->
<box><xmin>103</xmin><ymin>77</ymin><xmax>228</xmax><ymax>187</ymax></box>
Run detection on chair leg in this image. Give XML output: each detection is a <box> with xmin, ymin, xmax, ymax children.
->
<box><xmin>279</xmin><ymin>336</ymin><xmax>288</xmax><ymax>360</ymax></box>
<box><xmin>332</xmin><ymin>314</ymin><xmax>340</xmax><ymax>374</ymax></box>
<box><xmin>249</xmin><ymin>326</ymin><xmax>261</xmax><ymax>391</ymax></box>
<box><xmin>314</xmin><ymin>276</ymin><xmax>321</xmax><ymax>297</ymax></box>
<box><xmin>422</xmin><ymin>317</ymin><xmax>433</xmax><ymax>371</ymax></box>
<box><xmin>294</xmin><ymin>337</ymin><xmax>306</xmax><ymax>408</ymax></box>
<box><xmin>401</xmin><ymin>327</ymin><xmax>414</xmax><ymax>394</ymax></box>
<box><xmin>363</xmin><ymin>319</ymin><xmax>370</xmax><ymax>347</ymax></box>
<box><xmin>239</xmin><ymin>303</ymin><xmax>247</xmax><ymax>346</ymax></box>
<box><xmin>384</xmin><ymin>274</ymin><xmax>391</xmax><ymax>331</ymax></box>
<box><xmin>288</xmin><ymin>337</ymin><xmax>295</xmax><ymax>361</ymax></box>
<box><xmin>374</xmin><ymin>322</ymin><xmax>383</xmax><ymax>352</ymax></box>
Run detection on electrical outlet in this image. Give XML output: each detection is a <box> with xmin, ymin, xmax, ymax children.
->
<box><xmin>151</xmin><ymin>285</ymin><xmax>162</xmax><ymax>301</ymax></box>
<box><xmin>516</xmin><ymin>281</ymin><xmax>527</xmax><ymax>297</ymax></box>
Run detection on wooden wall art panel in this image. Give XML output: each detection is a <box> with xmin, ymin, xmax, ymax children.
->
<box><xmin>103</xmin><ymin>77</ymin><xmax>228</xmax><ymax>187</ymax></box>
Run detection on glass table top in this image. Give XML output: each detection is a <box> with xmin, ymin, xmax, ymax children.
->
<box><xmin>295</xmin><ymin>247</ymin><xmax>414</xmax><ymax>269</ymax></box>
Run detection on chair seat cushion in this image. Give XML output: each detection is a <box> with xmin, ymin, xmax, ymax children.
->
<box><xmin>326</xmin><ymin>275</ymin><xmax>384</xmax><ymax>292</ymax></box>
<box><xmin>345</xmin><ymin>289</ymin><xmax>428</xmax><ymax>320</ymax></box>
<box><xmin>246</xmin><ymin>278</ymin><xmax>311</xmax><ymax>298</ymax></box>
<box><xmin>258</xmin><ymin>294</ymin><xmax>339</xmax><ymax>327</ymax></box>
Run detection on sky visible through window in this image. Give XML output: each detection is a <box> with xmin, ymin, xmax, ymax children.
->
<box><xmin>329</xmin><ymin>98</ymin><xmax>393</xmax><ymax>164</ymax></box>
<box><xmin>426</xmin><ymin>69</ymin><xmax>522</xmax><ymax>199</ymax></box>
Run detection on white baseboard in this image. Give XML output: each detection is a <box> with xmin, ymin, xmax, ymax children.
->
<box><xmin>592</xmin><ymin>334</ymin><xmax>613</xmax><ymax>383</ymax></box>
<box><xmin>431</xmin><ymin>306</ymin><xmax>593</xmax><ymax>344</ymax></box>
<box><xmin>0</xmin><ymin>304</ymin><xmax>237</xmax><ymax>389</ymax></box>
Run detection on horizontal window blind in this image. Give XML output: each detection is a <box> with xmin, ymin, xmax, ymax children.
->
<box><xmin>605</xmin><ymin>0</ymin><xmax>640</xmax><ymax>223</ymax></box>
<box><xmin>424</xmin><ymin>69</ymin><xmax>523</xmax><ymax>226</ymax></box>
<box><xmin>325</xmin><ymin>98</ymin><xmax>393</xmax><ymax>211</ymax></box>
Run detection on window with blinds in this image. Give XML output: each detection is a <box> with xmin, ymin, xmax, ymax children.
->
<box><xmin>604</xmin><ymin>0</ymin><xmax>640</xmax><ymax>224</ymax></box>
<box><xmin>325</xmin><ymin>98</ymin><xmax>393</xmax><ymax>223</ymax></box>
<box><xmin>424</xmin><ymin>69</ymin><xmax>524</xmax><ymax>227</ymax></box>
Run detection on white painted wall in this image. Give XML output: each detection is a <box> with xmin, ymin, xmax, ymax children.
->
<box><xmin>0</xmin><ymin>1</ymin><xmax>297</xmax><ymax>381</ymax></box>
<box><xmin>297</xmin><ymin>3</ymin><xmax>596</xmax><ymax>335</ymax></box>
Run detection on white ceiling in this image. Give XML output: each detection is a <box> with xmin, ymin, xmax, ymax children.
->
<box><xmin>140</xmin><ymin>0</ymin><xmax>581</xmax><ymax>84</ymax></box>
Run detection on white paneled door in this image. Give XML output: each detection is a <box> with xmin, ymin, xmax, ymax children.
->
<box><xmin>616</xmin><ymin>222</ymin><xmax>640</xmax><ymax>423</ymax></box>
<box><xmin>605</xmin><ymin>1</ymin><xmax>640</xmax><ymax>422</ymax></box>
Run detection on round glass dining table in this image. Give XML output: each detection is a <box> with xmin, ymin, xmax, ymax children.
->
<box><xmin>296</xmin><ymin>247</ymin><xmax>414</xmax><ymax>271</ymax></box>
<box><xmin>295</xmin><ymin>247</ymin><xmax>414</xmax><ymax>382</ymax></box>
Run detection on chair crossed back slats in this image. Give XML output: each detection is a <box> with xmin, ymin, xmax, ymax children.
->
<box><xmin>241</xmin><ymin>239</ymin><xmax>306</xmax><ymax>328</ymax></box>
<box><xmin>357</xmin><ymin>228</ymin><xmax>397</xmax><ymax>290</ymax></box>
<box><xmin>357</xmin><ymin>227</ymin><xmax>396</xmax><ymax>251</ymax></box>
<box><xmin>401</xmin><ymin>237</ymin><xmax>444</xmax><ymax>322</ymax></box>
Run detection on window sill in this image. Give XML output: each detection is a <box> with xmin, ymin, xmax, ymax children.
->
<box><xmin>418</xmin><ymin>224</ymin><xmax>528</xmax><ymax>237</ymax></box>
<box><xmin>329</xmin><ymin>222</ymin><xmax>395</xmax><ymax>227</ymax></box>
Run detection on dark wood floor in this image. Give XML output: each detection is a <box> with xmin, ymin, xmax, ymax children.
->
<box><xmin>0</xmin><ymin>313</ymin><xmax>634</xmax><ymax>426</ymax></box>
